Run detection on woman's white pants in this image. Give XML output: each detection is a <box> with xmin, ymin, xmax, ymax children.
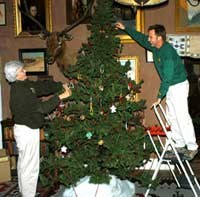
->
<box><xmin>14</xmin><ymin>124</ymin><xmax>40</xmax><ymax>197</ymax></box>
<box><xmin>166</xmin><ymin>80</ymin><xmax>198</xmax><ymax>151</ymax></box>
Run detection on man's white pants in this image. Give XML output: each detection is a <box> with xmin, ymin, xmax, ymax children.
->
<box><xmin>14</xmin><ymin>124</ymin><xmax>40</xmax><ymax>197</ymax></box>
<box><xmin>166</xmin><ymin>80</ymin><xmax>198</xmax><ymax>151</ymax></box>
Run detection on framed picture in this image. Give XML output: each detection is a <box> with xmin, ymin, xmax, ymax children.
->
<box><xmin>13</xmin><ymin>0</ymin><xmax>52</xmax><ymax>37</ymax></box>
<box><xmin>0</xmin><ymin>2</ymin><xmax>6</xmax><ymax>26</ymax></box>
<box><xmin>113</xmin><ymin>2</ymin><xmax>144</xmax><ymax>43</ymax></box>
<box><xmin>66</xmin><ymin>0</ymin><xmax>91</xmax><ymax>25</ymax></box>
<box><xmin>175</xmin><ymin>0</ymin><xmax>200</xmax><ymax>32</ymax></box>
<box><xmin>19</xmin><ymin>48</ymin><xmax>47</xmax><ymax>75</ymax></box>
<box><xmin>146</xmin><ymin>50</ymin><xmax>154</xmax><ymax>63</ymax></box>
<box><xmin>119</xmin><ymin>56</ymin><xmax>140</xmax><ymax>101</ymax></box>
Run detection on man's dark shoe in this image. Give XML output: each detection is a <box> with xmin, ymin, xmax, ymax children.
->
<box><xmin>163</xmin><ymin>147</ymin><xmax>187</xmax><ymax>160</ymax></box>
<box><xmin>183</xmin><ymin>149</ymin><xmax>198</xmax><ymax>161</ymax></box>
<box><xmin>176</xmin><ymin>147</ymin><xmax>187</xmax><ymax>155</ymax></box>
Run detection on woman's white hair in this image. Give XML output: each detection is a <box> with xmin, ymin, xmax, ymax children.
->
<box><xmin>4</xmin><ymin>60</ymin><xmax>24</xmax><ymax>82</ymax></box>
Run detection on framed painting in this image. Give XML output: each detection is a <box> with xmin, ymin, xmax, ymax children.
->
<box><xmin>13</xmin><ymin>0</ymin><xmax>52</xmax><ymax>37</ymax></box>
<box><xmin>175</xmin><ymin>0</ymin><xmax>200</xmax><ymax>32</ymax></box>
<box><xmin>66</xmin><ymin>0</ymin><xmax>91</xmax><ymax>24</ymax></box>
<box><xmin>113</xmin><ymin>2</ymin><xmax>144</xmax><ymax>43</ymax></box>
<box><xmin>19</xmin><ymin>48</ymin><xmax>47</xmax><ymax>75</ymax></box>
<box><xmin>119</xmin><ymin>56</ymin><xmax>140</xmax><ymax>101</ymax></box>
<box><xmin>0</xmin><ymin>2</ymin><xmax>6</xmax><ymax>26</ymax></box>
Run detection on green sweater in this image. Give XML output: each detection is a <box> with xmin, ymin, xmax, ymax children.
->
<box><xmin>125</xmin><ymin>26</ymin><xmax>187</xmax><ymax>99</ymax></box>
<box><xmin>10</xmin><ymin>79</ymin><xmax>63</xmax><ymax>129</ymax></box>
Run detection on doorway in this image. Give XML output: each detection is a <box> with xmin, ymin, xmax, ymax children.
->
<box><xmin>184</xmin><ymin>57</ymin><xmax>200</xmax><ymax>137</ymax></box>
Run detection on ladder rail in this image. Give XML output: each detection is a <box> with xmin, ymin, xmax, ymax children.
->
<box><xmin>145</xmin><ymin>104</ymin><xmax>200</xmax><ymax>197</ymax></box>
<box><xmin>146</xmin><ymin>130</ymin><xmax>180</xmax><ymax>187</ymax></box>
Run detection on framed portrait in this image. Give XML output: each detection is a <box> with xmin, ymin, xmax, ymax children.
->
<box><xmin>66</xmin><ymin>0</ymin><xmax>91</xmax><ymax>25</ymax></box>
<box><xmin>113</xmin><ymin>2</ymin><xmax>144</xmax><ymax>43</ymax></box>
<box><xmin>13</xmin><ymin>0</ymin><xmax>52</xmax><ymax>37</ymax></box>
<box><xmin>0</xmin><ymin>2</ymin><xmax>6</xmax><ymax>26</ymax></box>
<box><xmin>119</xmin><ymin>56</ymin><xmax>140</xmax><ymax>101</ymax></box>
<box><xmin>175</xmin><ymin>0</ymin><xmax>200</xmax><ymax>32</ymax></box>
<box><xmin>19</xmin><ymin>48</ymin><xmax>47</xmax><ymax>75</ymax></box>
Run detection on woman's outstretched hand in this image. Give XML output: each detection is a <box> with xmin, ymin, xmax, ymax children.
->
<box><xmin>59</xmin><ymin>84</ymin><xmax>72</xmax><ymax>100</ymax></box>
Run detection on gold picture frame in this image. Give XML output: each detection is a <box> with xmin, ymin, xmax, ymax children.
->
<box><xmin>66</xmin><ymin>0</ymin><xmax>91</xmax><ymax>25</ymax></box>
<box><xmin>19</xmin><ymin>48</ymin><xmax>47</xmax><ymax>75</ymax></box>
<box><xmin>113</xmin><ymin>2</ymin><xmax>144</xmax><ymax>43</ymax></box>
<box><xmin>119</xmin><ymin>56</ymin><xmax>140</xmax><ymax>101</ymax></box>
<box><xmin>13</xmin><ymin>0</ymin><xmax>52</xmax><ymax>37</ymax></box>
<box><xmin>175</xmin><ymin>0</ymin><xmax>200</xmax><ymax>32</ymax></box>
<box><xmin>0</xmin><ymin>2</ymin><xmax>6</xmax><ymax>26</ymax></box>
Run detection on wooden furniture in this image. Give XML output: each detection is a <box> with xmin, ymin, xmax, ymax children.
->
<box><xmin>1</xmin><ymin>119</ymin><xmax>48</xmax><ymax>170</ymax></box>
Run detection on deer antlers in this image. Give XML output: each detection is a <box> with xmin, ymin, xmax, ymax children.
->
<box><xmin>61</xmin><ymin>0</ymin><xmax>95</xmax><ymax>34</ymax></box>
<box><xmin>18</xmin><ymin>0</ymin><xmax>96</xmax><ymax>71</ymax></box>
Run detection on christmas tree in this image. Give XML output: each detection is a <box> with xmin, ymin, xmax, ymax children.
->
<box><xmin>40</xmin><ymin>0</ymin><xmax>153</xmax><ymax>188</ymax></box>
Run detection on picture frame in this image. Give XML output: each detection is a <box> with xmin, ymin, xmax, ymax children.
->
<box><xmin>13</xmin><ymin>0</ymin><xmax>52</xmax><ymax>37</ymax></box>
<box><xmin>113</xmin><ymin>2</ymin><xmax>144</xmax><ymax>43</ymax></box>
<box><xmin>175</xmin><ymin>0</ymin><xmax>200</xmax><ymax>32</ymax></box>
<box><xmin>66</xmin><ymin>0</ymin><xmax>91</xmax><ymax>25</ymax></box>
<box><xmin>0</xmin><ymin>2</ymin><xmax>6</xmax><ymax>26</ymax></box>
<box><xmin>119</xmin><ymin>56</ymin><xmax>140</xmax><ymax>101</ymax></box>
<box><xmin>146</xmin><ymin>50</ymin><xmax>154</xmax><ymax>63</ymax></box>
<box><xmin>19</xmin><ymin>48</ymin><xmax>47</xmax><ymax>75</ymax></box>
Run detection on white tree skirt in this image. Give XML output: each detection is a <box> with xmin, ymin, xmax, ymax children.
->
<box><xmin>62</xmin><ymin>175</ymin><xmax>135</xmax><ymax>197</ymax></box>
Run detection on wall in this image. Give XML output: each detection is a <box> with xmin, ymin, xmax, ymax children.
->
<box><xmin>0</xmin><ymin>0</ymin><xmax>89</xmax><ymax>119</ymax></box>
<box><xmin>0</xmin><ymin>0</ymin><xmax>199</xmax><ymax>126</ymax></box>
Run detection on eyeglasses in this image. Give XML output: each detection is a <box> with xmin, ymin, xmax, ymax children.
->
<box><xmin>66</xmin><ymin>82</ymin><xmax>74</xmax><ymax>89</ymax></box>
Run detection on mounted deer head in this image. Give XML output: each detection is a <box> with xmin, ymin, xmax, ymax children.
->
<box><xmin>18</xmin><ymin>0</ymin><xmax>95</xmax><ymax>71</ymax></box>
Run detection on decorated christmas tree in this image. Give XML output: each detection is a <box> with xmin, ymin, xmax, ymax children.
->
<box><xmin>40</xmin><ymin>0</ymin><xmax>153</xmax><ymax>189</ymax></box>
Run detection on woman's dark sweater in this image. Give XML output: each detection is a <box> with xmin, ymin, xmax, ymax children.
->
<box><xmin>10</xmin><ymin>79</ymin><xmax>63</xmax><ymax>129</ymax></box>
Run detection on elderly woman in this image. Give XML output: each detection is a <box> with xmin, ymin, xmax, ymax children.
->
<box><xmin>4</xmin><ymin>60</ymin><xmax>71</xmax><ymax>197</ymax></box>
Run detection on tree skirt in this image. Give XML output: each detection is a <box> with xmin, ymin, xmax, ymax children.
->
<box><xmin>62</xmin><ymin>175</ymin><xmax>135</xmax><ymax>197</ymax></box>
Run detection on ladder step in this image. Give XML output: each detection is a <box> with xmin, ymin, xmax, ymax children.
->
<box><xmin>178</xmin><ymin>174</ymin><xmax>196</xmax><ymax>189</ymax></box>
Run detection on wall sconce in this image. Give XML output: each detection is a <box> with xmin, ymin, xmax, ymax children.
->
<box><xmin>187</xmin><ymin>0</ymin><xmax>200</xmax><ymax>7</ymax></box>
<box><xmin>115</xmin><ymin>0</ymin><xmax>200</xmax><ymax>7</ymax></box>
<box><xmin>114</xmin><ymin>0</ymin><xmax>168</xmax><ymax>7</ymax></box>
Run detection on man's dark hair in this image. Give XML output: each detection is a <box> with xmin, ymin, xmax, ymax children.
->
<box><xmin>148</xmin><ymin>24</ymin><xmax>166</xmax><ymax>41</ymax></box>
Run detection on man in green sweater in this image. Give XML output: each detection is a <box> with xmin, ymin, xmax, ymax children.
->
<box><xmin>4</xmin><ymin>60</ymin><xmax>72</xmax><ymax>197</ymax></box>
<box><xmin>115</xmin><ymin>22</ymin><xmax>198</xmax><ymax>161</ymax></box>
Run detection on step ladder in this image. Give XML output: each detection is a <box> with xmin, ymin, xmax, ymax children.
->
<box><xmin>145</xmin><ymin>104</ymin><xmax>200</xmax><ymax>197</ymax></box>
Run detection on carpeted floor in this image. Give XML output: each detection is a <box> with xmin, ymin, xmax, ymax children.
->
<box><xmin>0</xmin><ymin>177</ymin><xmax>47</xmax><ymax>197</ymax></box>
<box><xmin>0</xmin><ymin>179</ymin><xmax>17</xmax><ymax>197</ymax></box>
<box><xmin>135</xmin><ymin>182</ymin><xmax>200</xmax><ymax>197</ymax></box>
<box><xmin>1</xmin><ymin>178</ymin><xmax>200</xmax><ymax>197</ymax></box>
<box><xmin>50</xmin><ymin>181</ymin><xmax>200</xmax><ymax>197</ymax></box>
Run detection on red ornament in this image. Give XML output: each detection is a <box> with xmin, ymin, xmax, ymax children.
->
<box><xmin>128</xmin><ymin>82</ymin><xmax>133</xmax><ymax>90</ymax></box>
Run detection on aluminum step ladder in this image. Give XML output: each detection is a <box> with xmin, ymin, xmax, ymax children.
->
<box><xmin>145</xmin><ymin>104</ymin><xmax>200</xmax><ymax>197</ymax></box>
